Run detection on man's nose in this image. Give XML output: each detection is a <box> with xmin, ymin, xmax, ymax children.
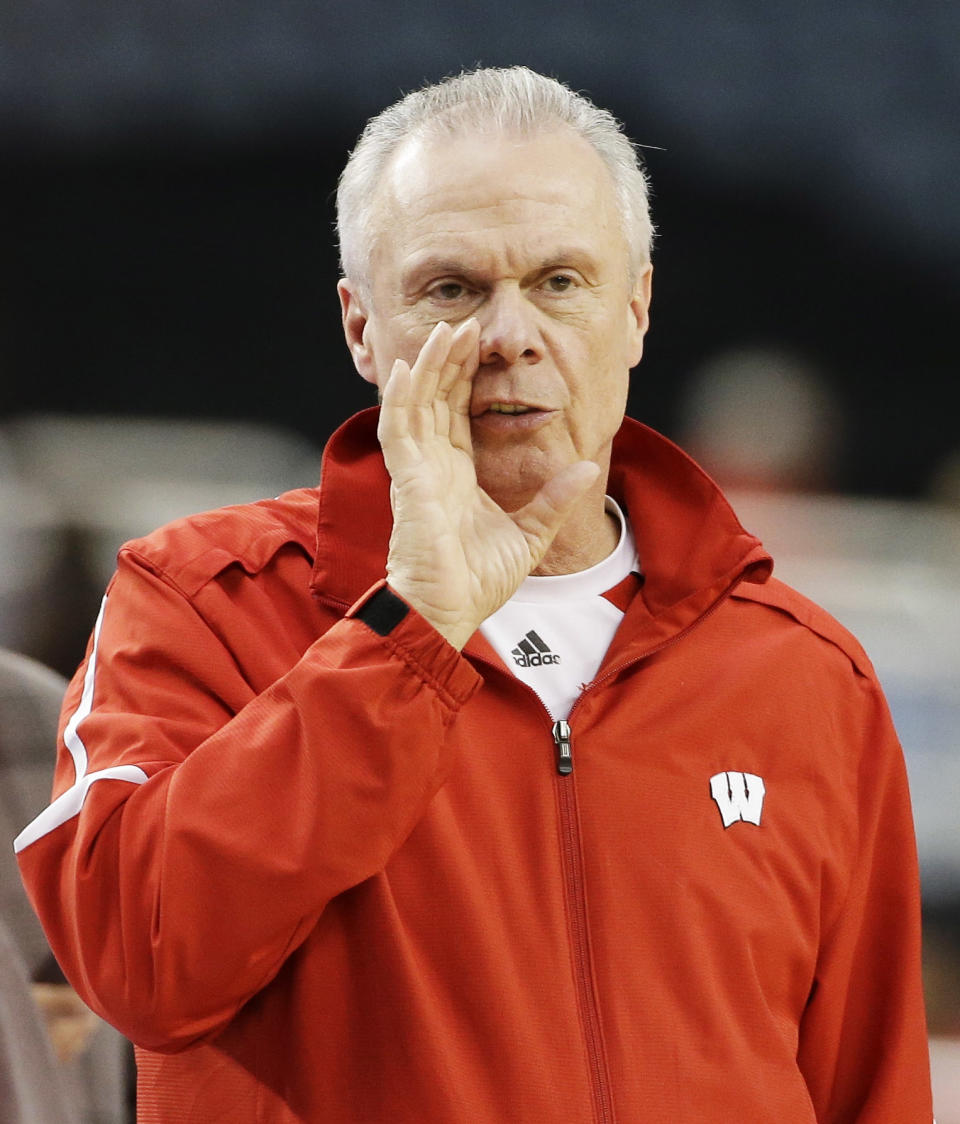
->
<box><xmin>477</xmin><ymin>286</ymin><xmax>541</xmax><ymax>367</ymax></box>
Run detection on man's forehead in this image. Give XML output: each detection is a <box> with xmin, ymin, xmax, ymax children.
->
<box><xmin>381</xmin><ymin>127</ymin><xmax>612</xmax><ymax>215</ymax></box>
<box><xmin>362</xmin><ymin>127</ymin><xmax>630</xmax><ymax>293</ymax></box>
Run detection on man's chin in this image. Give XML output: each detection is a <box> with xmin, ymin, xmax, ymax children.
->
<box><xmin>474</xmin><ymin>451</ymin><xmax>559</xmax><ymax>513</ymax></box>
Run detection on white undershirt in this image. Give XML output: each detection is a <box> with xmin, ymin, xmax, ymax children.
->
<box><xmin>479</xmin><ymin>498</ymin><xmax>639</xmax><ymax>720</ymax></box>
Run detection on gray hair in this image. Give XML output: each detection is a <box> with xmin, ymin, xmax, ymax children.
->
<box><xmin>336</xmin><ymin>66</ymin><xmax>654</xmax><ymax>291</ymax></box>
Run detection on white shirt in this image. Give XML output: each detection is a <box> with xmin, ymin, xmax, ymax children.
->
<box><xmin>479</xmin><ymin>498</ymin><xmax>640</xmax><ymax>720</ymax></box>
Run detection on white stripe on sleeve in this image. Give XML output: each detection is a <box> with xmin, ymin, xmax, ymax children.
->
<box><xmin>13</xmin><ymin>595</ymin><xmax>148</xmax><ymax>854</ymax></box>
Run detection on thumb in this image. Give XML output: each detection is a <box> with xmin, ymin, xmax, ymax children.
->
<box><xmin>512</xmin><ymin>460</ymin><xmax>602</xmax><ymax>565</ymax></box>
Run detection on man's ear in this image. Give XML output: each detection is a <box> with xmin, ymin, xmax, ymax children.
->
<box><xmin>626</xmin><ymin>264</ymin><xmax>653</xmax><ymax>369</ymax></box>
<box><xmin>338</xmin><ymin>279</ymin><xmax>380</xmax><ymax>386</ymax></box>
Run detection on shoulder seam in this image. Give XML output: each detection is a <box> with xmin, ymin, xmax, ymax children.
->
<box><xmin>731</xmin><ymin>578</ymin><xmax>875</xmax><ymax>681</ymax></box>
<box><xmin>115</xmin><ymin>491</ymin><xmax>318</xmax><ymax>598</ymax></box>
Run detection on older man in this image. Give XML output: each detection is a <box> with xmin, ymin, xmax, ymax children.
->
<box><xmin>17</xmin><ymin>67</ymin><xmax>932</xmax><ymax>1121</ymax></box>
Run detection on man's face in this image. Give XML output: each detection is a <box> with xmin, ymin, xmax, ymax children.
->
<box><xmin>339</xmin><ymin>127</ymin><xmax>652</xmax><ymax>512</ymax></box>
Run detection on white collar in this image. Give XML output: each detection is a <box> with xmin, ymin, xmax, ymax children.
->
<box><xmin>507</xmin><ymin>497</ymin><xmax>638</xmax><ymax>603</ymax></box>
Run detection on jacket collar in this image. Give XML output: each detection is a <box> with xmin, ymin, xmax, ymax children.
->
<box><xmin>310</xmin><ymin>408</ymin><xmax>772</xmax><ymax>630</ymax></box>
<box><xmin>310</xmin><ymin>407</ymin><xmax>392</xmax><ymax>610</ymax></box>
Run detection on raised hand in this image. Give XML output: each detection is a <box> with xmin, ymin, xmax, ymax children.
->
<box><xmin>377</xmin><ymin>318</ymin><xmax>600</xmax><ymax>650</ymax></box>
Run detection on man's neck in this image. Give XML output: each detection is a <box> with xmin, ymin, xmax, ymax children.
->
<box><xmin>531</xmin><ymin>497</ymin><xmax>621</xmax><ymax>576</ymax></box>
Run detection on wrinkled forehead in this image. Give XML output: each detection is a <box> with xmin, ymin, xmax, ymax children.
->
<box><xmin>368</xmin><ymin>127</ymin><xmax>627</xmax><ymax>275</ymax></box>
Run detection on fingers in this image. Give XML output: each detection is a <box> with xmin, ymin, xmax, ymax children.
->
<box><xmin>377</xmin><ymin>357</ymin><xmax>414</xmax><ymax>452</ymax></box>
<box><xmin>407</xmin><ymin>320</ymin><xmax>455</xmax><ymax>408</ymax></box>
<box><xmin>378</xmin><ymin>319</ymin><xmax>479</xmax><ymax>450</ymax></box>
<box><xmin>439</xmin><ymin>318</ymin><xmax>480</xmax><ymax>407</ymax></box>
<box><xmin>440</xmin><ymin>318</ymin><xmax>480</xmax><ymax>444</ymax></box>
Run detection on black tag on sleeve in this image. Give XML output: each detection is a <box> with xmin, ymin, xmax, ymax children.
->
<box><xmin>355</xmin><ymin>585</ymin><xmax>410</xmax><ymax>636</ymax></box>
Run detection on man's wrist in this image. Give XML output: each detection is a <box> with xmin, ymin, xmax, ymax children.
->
<box><xmin>348</xmin><ymin>580</ymin><xmax>475</xmax><ymax>651</ymax></box>
<box><xmin>377</xmin><ymin>577</ymin><xmax>476</xmax><ymax>651</ymax></box>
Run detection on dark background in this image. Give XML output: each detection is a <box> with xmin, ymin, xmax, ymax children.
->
<box><xmin>2</xmin><ymin>0</ymin><xmax>958</xmax><ymax>497</ymax></box>
<box><xmin>2</xmin><ymin>0</ymin><xmax>959</xmax><ymax>1063</ymax></box>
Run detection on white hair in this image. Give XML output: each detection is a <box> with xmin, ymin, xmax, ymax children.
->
<box><xmin>336</xmin><ymin>66</ymin><xmax>655</xmax><ymax>291</ymax></box>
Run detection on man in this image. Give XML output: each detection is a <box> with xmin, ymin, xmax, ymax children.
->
<box><xmin>16</xmin><ymin>67</ymin><xmax>933</xmax><ymax>1121</ymax></box>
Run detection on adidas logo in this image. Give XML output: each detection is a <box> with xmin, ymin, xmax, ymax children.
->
<box><xmin>511</xmin><ymin>630</ymin><xmax>561</xmax><ymax>668</ymax></box>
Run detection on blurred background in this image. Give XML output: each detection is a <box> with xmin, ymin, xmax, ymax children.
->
<box><xmin>1</xmin><ymin>1</ymin><xmax>957</xmax><ymax>1119</ymax></box>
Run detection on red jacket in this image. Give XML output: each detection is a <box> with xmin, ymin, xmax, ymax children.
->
<box><xmin>17</xmin><ymin>410</ymin><xmax>932</xmax><ymax>1122</ymax></box>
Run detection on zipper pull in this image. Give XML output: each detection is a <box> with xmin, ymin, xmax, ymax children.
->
<box><xmin>552</xmin><ymin>720</ymin><xmax>573</xmax><ymax>775</ymax></box>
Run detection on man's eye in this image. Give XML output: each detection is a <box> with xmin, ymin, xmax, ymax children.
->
<box><xmin>544</xmin><ymin>274</ymin><xmax>575</xmax><ymax>293</ymax></box>
<box><xmin>428</xmin><ymin>282</ymin><xmax>467</xmax><ymax>302</ymax></box>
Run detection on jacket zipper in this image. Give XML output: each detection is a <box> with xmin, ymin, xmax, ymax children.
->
<box><xmin>476</xmin><ymin>573</ymin><xmax>754</xmax><ymax>1123</ymax></box>
<box><xmin>552</xmin><ymin>718</ymin><xmax>615</xmax><ymax>1124</ymax></box>
<box><xmin>552</xmin><ymin>720</ymin><xmax>573</xmax><ymax>775</ymax></box>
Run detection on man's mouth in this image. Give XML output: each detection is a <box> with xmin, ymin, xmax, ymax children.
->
<box><xmin>469</xmin><ymin>398</ymin><xmax>552</xmax><ymax>428</ymax></box>
<box><xmin>486</xmin><ymin>403</ymin><xmax>535</xmax><ymax>415</ymax></box>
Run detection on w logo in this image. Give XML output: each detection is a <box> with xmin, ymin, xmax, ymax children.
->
<box><xmin>709</xmin><ymin>772</ymin><xmax>765</xmax><ymax>828</ymax></box>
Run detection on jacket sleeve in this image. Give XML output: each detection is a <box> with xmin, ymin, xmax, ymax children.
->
<box><xmin>796</xmin><ymin>672</ymin><xmax>933</xmax><ymax>1122</ymax></box>
<box><xmin>15</xmin><ymin>549</ymin><xmax>481</xmax><ymax>1053</ymax></box>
